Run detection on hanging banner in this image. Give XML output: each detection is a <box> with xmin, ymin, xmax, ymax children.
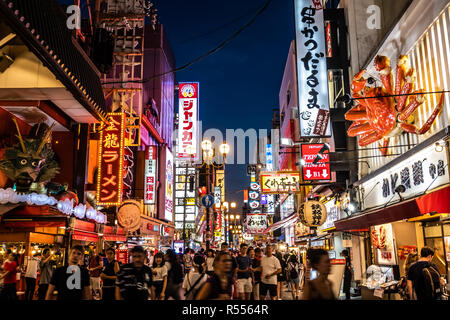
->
<box><xmin>165</xmin><ymin>149</ymin><xmax>174</xmax><ymax>221</ymax></box>
<box><xmin>260</xmin><ymin>171</ymin><xmax>301</xmax><ymax>194</ymax></box>
<box><xmin>294</xmin><ymin>0</ymin><xmax>331</xmax><ymax>137</ymax></box>
<box><xmin>144</xmin><ymin>146</ymin><xmax>157</xmax><ymax>204</ymax></box>
<box><xmin>301</xmin><ymin>143</ymin><xmax>331</xmax><ymax>181</ymax></box>
<box><xmin>266</xmin><ymin>144</ymin><xmax>273</xmax><ymax>171</ymax></box>
<box><xmin>216</xmin><ymin>170</ymin><xmax>225</xmax><ymax>203</ymax></box>
<box><xmin>178</xmin><ymin>82</ymin><xmax>199</xmax><ymax>159</ymax></box>
<box><xmin>97</xmin><ymin>113</ymin><xmax>125</xmax><ymax>206</ymax></box>
<box><xmin>214</xmin><ymin>186</ymin><xmax>221</xmax><ymax>206</ymax></box>
<box><xmin>246</xmin><ymin>214</ymin><xmax>267</xmax><ymax>234</ymax></box>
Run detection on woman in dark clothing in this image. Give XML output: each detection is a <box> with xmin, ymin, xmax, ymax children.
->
<box><xmin>195</xmin><ymin>251</ymin><xmax>233</xmax><ymax>300</ymax></box>
<box><xmin>101</xmin><ymin>248</ymin><xmax>119</xmax><ymax>301</ymax></box>
<box><xmin>302</xmin><ymin>249</ymin><xmax>335</xmax><ymax>300</ymax></box>
<box><xmin>275</xmin><ymin>251</ymin><xmax>287</xmax><ymax>299</ymax></box>
<box><xmin>341</xmin><ymin>250</ymin><xmax>352</xmax><ymax>300</ymax></box>
<box><xmin>164</xmin><ymin>249</ymin><xmax>183</xmax><ymax>300</ymax></box>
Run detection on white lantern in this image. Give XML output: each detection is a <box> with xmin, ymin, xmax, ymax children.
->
<box><xmin>73</xmin><ymin>204</ymin><xmax>86</xmax><ymax>219</ymax></box>
<box><xmin>298</xmin><ymin>201</ymin><xmax>327</xmax><ymax>227</ymax></box>
<box><xmin>86</xmin><ymin>207</ymin><xmax>97</xmax><ymax>220</ymax></box>
<box><xmin>57</xmin><ymin>199</ymin><xmax>73</xmax><ymax>215</ymax></box>
<box><xmin>47</xmin><ymin>197</ymin><xmax>57</xmax><ymax>206</ymax></box>
<box><xmin>95</xmin><ymin>212</ymin><xmax>105</xmax><ymax>224</ymax></box>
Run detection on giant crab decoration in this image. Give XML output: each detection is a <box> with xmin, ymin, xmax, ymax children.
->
<box><xmin>345</xmin><ymin>55</ymin><xmax>445</xmax><ymax>155</ymax></box>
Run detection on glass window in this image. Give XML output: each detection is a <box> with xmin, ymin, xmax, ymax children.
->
<box><xmin>444</xmin><ymin>223</ymin><xmax>450</xmax><ymax>236</ymax></box>
<box><xmin>424</xmin><ymin>224</ymin><xmax>442</xmax><ymax>238</ymax></box>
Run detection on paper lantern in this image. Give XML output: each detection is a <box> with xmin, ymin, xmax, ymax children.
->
<box><xmin>86</xmin><ymin>207</ymin><xmax>97</xmax><ymax>220</ymax></box>
<box><xmin>73</xmin><ymin>204</ymin><xmax>86</xmax><ymax>219</ymax></box>
<box><xmin>57</xmin><ymin>199</ymin><xmax>73</xmax><ymax>215</ymax></box>
<box><xmin>298</xmin><ymin>201</ymin><xmax>327</xmax><ymax>227</ymax></box>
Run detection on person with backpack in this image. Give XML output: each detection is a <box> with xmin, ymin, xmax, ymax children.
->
<box><xmin>183</xmin><ymin>249</ymin><xmax>193</xmax><ymax>276</ymax></box>
<box><xmin>407</xmin><ymin>246</ymin><xmax>445</xmax><ymax>300</ymax></box>
<box><xmin>164</xmin><ymin>249</ymin><xmax>183</xmax><ymax>300</ymax></box>
<box><xmin>287</xmin><ymin>255</ymin><xmax>300</xmax><ymax>300</ymax></box>
<box><xmin>183</xmin><ymin>255</ymin><xmax>207</xmax><ymax>300</ymax></box>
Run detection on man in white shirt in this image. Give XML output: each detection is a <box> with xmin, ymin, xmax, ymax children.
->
<box><xmin>259</xmin><ymin>245</ymin><xmax>281</xmax><ymax>300</ymax></box>
<box><xmin>25</xmin><ymin>253</ymin><xmax>41</xmax><ymax>300</ymax></box>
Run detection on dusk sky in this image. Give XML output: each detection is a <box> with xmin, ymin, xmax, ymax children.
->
<box><xmin>60</xmin><ymin>0</ymin><xmax>295</xmax><ymax>208</ymax></box>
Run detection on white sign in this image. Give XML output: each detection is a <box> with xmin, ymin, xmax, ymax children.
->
<box><xmin>360</xmin><ymin>142</ymin><xmax>449</xmax><ymax>210</ymax></box>
<box><xmin>319</xmin><ymin>199</ymin><xmax>340</xmax><ymax>231</ymax></box>
<box><xmin>373</xmin><ymin>223</ymin><xmax>396</xmax><ymax>265</ymax></box>
<box><xmin>144</xmin><ymin>146</ymin><xmax>157</xmax><ymax>204</ymax></box>
<box><xmin>294</xmin><ymin>0</ymin><xmax>331</xmax><ymax>137</ymax></box>
<box><xmin>267</xmin><ymin>194</ymin><xmax>275</xmax><ymax>215</ymax></box>
<box><xmin>266</xmin><ymin>144</ymin><xmax>273</xmax><ymax>171</ymax></box>
<box><xmin>164</xmin><ymin>149</ymin><xmax>174</xmax><ymax>221</ymax></box>
<box><xmin>177</xmin><ymin>82</ymin><xmax>199</xmax><ymax>159</ymax></box>
<box><xmin>246</xmin><ymin>214</ymin><xmax>267</xmax><ymax>234</ymax></box>
<box><xmin>214</xmin><ymin>187</ymin><xmax>221</xmax><ymax>205</ymax></box>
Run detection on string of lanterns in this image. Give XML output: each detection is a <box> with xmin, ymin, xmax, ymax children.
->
<box><xmin>0</xmin><ymin>188</ymin><xmax>106</xmax><ymax>224</ymax></box>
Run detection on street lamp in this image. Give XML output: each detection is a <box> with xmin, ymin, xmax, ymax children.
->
<box><xmin>230</xmin><ymin>202</ymin><xmax>237</xmax><ymax>209</ymax></box>
<box><xmin>201</xmin><ymin>139</ymin><xmax>212</xmax><ymax>152</ymax></box>
<box><xmin>219</xmin><ymin>143</ymin><xmax>230</xmax><ymax>159</ymax></box>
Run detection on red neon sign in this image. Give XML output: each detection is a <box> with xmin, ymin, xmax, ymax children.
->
<box><xmin>301</xmin><ymin>143</ymin><xmax>331</xmax><ymax>181</ymax></box>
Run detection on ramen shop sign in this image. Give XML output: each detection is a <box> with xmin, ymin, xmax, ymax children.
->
<box><xmin>97</xmin><ymin>113</ymin><xmax>125</xmax><ymax>206</ymax></box>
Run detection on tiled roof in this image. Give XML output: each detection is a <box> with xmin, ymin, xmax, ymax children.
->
<box><xmin>0</xmin><ymin>0</ymin><xmax>107</xmax><ymax>122</ymax></box>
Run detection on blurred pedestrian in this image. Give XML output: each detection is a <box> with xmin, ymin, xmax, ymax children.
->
<box><xmin>151</xmin><ymin>252</ymin><xmax>168</xmax><ymax>300</ymax></box>
<box><xmin>164</xmin><ymin>249</ymin><xmax>184</xmax><ymax>300</ymax></box>
<box><xmin>101</xmin><ymin>247</ymin><xmax>119</xmax><ymax>301</ymax></box>
<box><xmin>303</xmin><ymin>249</ymin><xmax>335</xmax><ymax>300</ymax></box>
<box><xmin>251</xmin><ymin>247</ymin><xmax>262</xmax><ymax>300</ymax></box>
<box><xmin>341</xmin><ymin>249</ymin><xmax>352</xmax><ymax>300</ymax></box>
<box><xmin>115</xmin><ymin>246</ymin><xmax>152</xmax><ymax>301</ymax></box>
<box><xmin>183</xmin><ymin>249</ymin><xmax>193</xmax><ymax>275</ymax></box>
<box><xmin>206</xmin><ymin>249</ymin><xmax>215</xmax><ymax>276</ymax></box>
<box><xmin>0</xmin><ymin>252</ymin><xmax>19</xmax><ymax>300</ymax></box>
<box><xmin>196</xmin><ymin>251</ymin><xmax>233</xmax><ymax>300</ymax></box>
<box><xmin>286</xmin><ymin>255</ymin><xmax>300</xmax><ymax>300</ymax></box>
<box><xmin>88</xmin><ymin>249</ymin><xmax>103</xmax><ymax>299</ymax></box>
<box><xmin>24</xmin><ymin>253</ymin><xmax>41</xmax><ymax>300</ymax></box>
<box><xmin>46</xmin><ymin>245</ymin><xmax>91</xmax><ymax>300</ymax></box>
<box><xmin>183</xmin><ymin>255</ymin><xmax>207</xmax><ymax>300</ymax></box>
<box><xmin>38</xmin><ymin>248</ymin><xmax>54</xmax><ymax>300</ymax></box>
<box><xmin>260</xmin><ymin>245</ymin><xmax>281</xmax><ymax>300</ymax></box>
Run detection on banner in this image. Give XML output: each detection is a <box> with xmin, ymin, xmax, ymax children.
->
<box><xmin>144</xmin><ymin>146</ymin><xmax>157</xmax><ymax>204</ymax></box>
<box><xmin>165</xmin><ymin>149</ymin><xmax>174</xmax><ymax>221</ymax></box>
<box><xmin>178</xmin><ymin>82</ymin><xmax>199</xmax><ymax>159</ymax></box>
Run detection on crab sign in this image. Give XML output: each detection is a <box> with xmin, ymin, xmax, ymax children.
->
<box><xmin>345</xmin><ymin>55</ymin><xmax>445</xmax><ymax>155</ymax></box>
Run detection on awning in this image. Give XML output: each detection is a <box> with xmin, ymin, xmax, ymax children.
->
<box><xmin>103</xmin><ymin>235</ymin><xmax>127</xmax><ymax>242</ymax></box>
<box><xmin>334</xmin><ymin>186</ymin><xmax>450</xmax><ymax>231</ymax></box>
<box><xmin>263</xmin><ymin>213</ymin><xmax>298</xmax><ymax>234</ymax></box>
<box><xmin>72</xmin><ymin>230</ymin><xmax>98</xmax><ymax>242</ymax></box>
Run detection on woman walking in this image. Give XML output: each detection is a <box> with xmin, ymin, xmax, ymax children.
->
<box><xmin>286</xmin><ymin>255</ymin><xmax>301</xmax><ymax>300</ymax></box>
<box><xmin>196</xmin><ymin>251</ymin><xmax>233</xmax><ymax>300</ymax></box>
<box><xmin>164</xmin><ymin>249</ymin><xmax>184</xmax><ymax>300</ymax></box>
<box><xmin>205</xmin><ymin>250</ymin><xmax>215</xmax><ymax>276</ymax></box>
<box><xmin>183</xmin><ymin>255</ymin><xmax>207</xmax><ymax>300</ymax></box>
<box><xmin>302</xmin><ymin>249</ymin><xmax>335</xmax><ymax>300</ymax></box>
<box><xmin>151</xmin><ymin>252</ymin><xmax>168</xmax><ymax>300</ymax></box>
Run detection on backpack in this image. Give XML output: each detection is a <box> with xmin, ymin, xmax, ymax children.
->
<box><xmin>289</xmin><ymin>262</ymin><xmax>298</xmax><ymax>279</ymax></box>
<box><xmin>184</xmin><ymin>273</ymin><xmax>206</xmax><ymax>300</ymax></box>
<box><xmin>422</xmin><ymin>263</ymin><xmax>442</xmax><ymax>299</ymax></box>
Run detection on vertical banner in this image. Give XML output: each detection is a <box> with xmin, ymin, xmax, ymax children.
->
<box><xmin>214</xmin><ymin>186</ymin><xmax>221</xmax><ymax>206</ymax></box>
<box><xmin>178</xmin><ymin>82</ymin><xmax>199</xmax><ymax>160</ymax></box>
<box><xmin>216</xmin><ymin>169</ymin><xmax>225</xmax><ymax>203</ymax></box>
<box><xmin>165</xmin><ymin>149</ymin><xmax>174</xmax><ymax>221</ymax></box>
<box><xmin>294</xmin><ymin>0</ymin><xmax>331</xmax><ymax>137</ymax></box>
<box><xmin>97</xmin><ymin>113</ymin><xmax>125</xmax><ymax>206</ymax></box>
<box><xmin>144</xmin><ymin>146</ymin><xmax>158</xmax><ymax>204</ymax></box>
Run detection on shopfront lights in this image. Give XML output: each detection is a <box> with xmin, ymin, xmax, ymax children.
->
<box><xmin>348</xmin><ymin>203</ymin><xmax>356</xmax><ymax>212</ymax></box>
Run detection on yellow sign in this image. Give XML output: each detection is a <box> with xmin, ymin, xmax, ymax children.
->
<box><xmin>216</xmin><ymin>170</ymin><xmax>225</xmax><ymax>203</ymax></box>
<box><xmin>260</xmin><ymin>171</ymin><xmax>302</xmax><ymax>194</ymax></box>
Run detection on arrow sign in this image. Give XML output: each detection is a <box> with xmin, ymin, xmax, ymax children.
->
<box><xmin>322</xmin><ymin>169</ymin><xmax>328</xmax><ymax>178</ymax></box>
<box><xmin>305</xmin><ymin>170</ymin><xmax>312</xmax><ymax>179</ymax></box>
<box><xmin>301</xmin><ymin>143</ymin><xmax>331</xmax><ymax>181</ymax></box>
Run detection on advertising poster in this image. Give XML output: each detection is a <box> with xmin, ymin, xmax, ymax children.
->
<box><xmin>372</xmin><ymin>223</ymin><xmax>396</xmax><ymax>265</ymax></box>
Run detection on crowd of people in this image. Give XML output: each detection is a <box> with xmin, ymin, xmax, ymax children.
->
<box><xmin>0</xmin><ymin>242</ymin><xmax>446</xmax><ymax>301</ymax></box>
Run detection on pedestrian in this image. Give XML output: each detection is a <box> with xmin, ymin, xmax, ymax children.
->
<box><xmin>341</xmin><ymin>249</ymin><xmax>352</xmax><ymax>300</ymax></box>
<box><xmin>405</xmin><ymin>252</ymin><xmax>419</xmax><ymax>275</ymax></box>
<box><xmin>205</xmin><ymin>249</ymin><xmax>215</xmax><ymax>276</ymax></box>
<box><xmin>407</xmin><ymin>247</ymin><xmax>445</xmax><ymax>300</ymax></box>
<box><xmin>235</xmin><ymin>243</ymin><xmax>253</xmax><ymax>300</ymax></box>
<box><xmin>38</xmin><ymin>248</ymin><xmax>54</xmax><ymax>300</ymax></box>
<box><xmin>101</xmin><ymin>247</ymin><xmax>119</xmax><ymax>301</ymax></box>
<box><xmin>88</xmin><ymin>249</ymin><xmax>103</xmax><ymax>300</ymax></box>
<box><xmin>303</xmin><ymin>248</ymin><xmax>335</xmax><ymax>300</ymax></box>
<box><xmin>220</xmin><ymin>242</ymin><xmax>237</xmax><ymax>298</ymax></box>
<box><xmin>251</xmin><ymin>247</ymin><xmax>262</xmax><ymax>300</ymax></box>
<box><xmin>0</xmin><ymin>252</ymin><xmax>19</xmax><ymax>301</ymax></box>
<box><xmin>286</xmin><ymin>255</ymin><xmax>300</xmax><ymax>300</ymax></box>
<box><xmin>115</xmin><ymin>246</ymin><xmax>152</xmax><ymax>300</ymax></box>
<box><xmin>151</xmin><ymin>252</ymin><xmax>168</xmax><ymax>300</ymax></box>
<box><xmin>196</xmin><ymin>251</ymin><xmax>233</xmax><ymax>300</ymax></box>
<box><xmin>183</xmin><ymin>255</ymin><xmax>207</xmax><ymax>300</ymax></box>
<box><xmin>45</xmin><ymin>245</ymin><xmax>91</xmax><ymax>300</ymax></box>
<box><xmin>24</xmin><ymin>252</ymin><xmax>41</xmax><ymax>301</ymax></box>
<box><xmin>148</xmin><ymin>250</ymin><xmax>155</xmax><ymax>267</ymax></box>
<box><xmin>183</xmin><ymin>249</ymin><xmax>193</xmax><ymax>275</ymax></box>
<box><xmin>275</xmin><ymin>251</ymin><xmax>287</xmax><ymax>300</ymax></box>
<box><xmin>164</xmin><ymin>249</ymin><xmax>184</xmax><ymax>300</ymax></box>
<box><xmin>259</xmin><ymin>245</ymin><xmax>281</xmax><ymax>300</ymax></box>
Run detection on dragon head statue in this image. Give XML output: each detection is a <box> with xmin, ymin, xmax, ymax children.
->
<box><xmin>0</xmin><ymin>119</ymin><xmax>60</xmax><ymax>193</ymax></box>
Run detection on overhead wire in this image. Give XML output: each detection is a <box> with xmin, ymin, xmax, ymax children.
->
<box><xmin>101</xmin><ymin>0</ymin><xmax>273</xmax><ymax>85</ymax></box>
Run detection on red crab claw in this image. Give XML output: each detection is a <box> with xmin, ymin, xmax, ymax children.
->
<box><xmin>397</xmin><ymin>69</ymin><xmax>416</xmax><ymax>112</ymax></box>
<box><xmin>374</xmin><ymin>55</ymin><xmax>393</xmax><ymax>95</ymax></box>
<box><xmin>395</xmin><ymin>55</ymin><xmax>410</xmax><ymax>95</ymax></box>
<box><xmin>351</xmin><ymin>69</ymin><xmax>367</xmax><ymax>95</ymax></box>
<box><xmin>398</xmin><ymin>90</ymin><xmax>425</xmax><ymax>121</ymax></box>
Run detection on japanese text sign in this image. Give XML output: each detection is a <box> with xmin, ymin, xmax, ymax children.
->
<box><xmin>97</xmin><ymin>113</ymin><xmax>125</xmax><ymax>206</ymax></box>
<box><xmin>246</xmin><ymin>214</ymin><xmax>267</xmax><ymax>234</ymax></box>
<box><xmin>144</xmin><ymin>146</ymin><xmax>157</xmax><ymax>204</ymax></box>
<box><xmin>294</xmin><ymin>0</ymin><xmax>331</xmax><ymax>137</ymax></box>
<box><xmin>178</xmin><ymin>82</ymin><xmax>199</xmax><ymax>159</ymax></box>
<box><xmin>260</xmin><ymin>171</ymin><xmax>301</xmax><ymax>194</ymax></box>
<box><xmin>301</xmin><ymin>143</ymin><xmax>331</xmax><ymax>181</ymax></box>
<box><xmin>165</xmin><ymin>149</ymin><xmax>174</xmax><ymax>221</ymax></box>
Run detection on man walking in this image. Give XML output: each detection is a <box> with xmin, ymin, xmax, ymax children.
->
<box><xmin>236</xmin><ymin>243</ymin><xmax>252</xmax><ymax>300</ymax></box>
<box><xmin>45</xmin><ymin>245</ymin><xmax>91</xmax><ymax>300</ymax></box>
<box><xmin>115</xmin><ymin>246</ymin><xmax>153</xmax><ymax>300</ymax></box>
<box><xmin>88</xmin><ymin>249</ymin><xmax>103</xmax><ymax>299</ymax></box>
<box><xmin>260</xmin><ymin>245</ymin><xmax>281</xmax><ymax>300</ymax></box>
<box><xmin>407</xmin><ymin>246</ymin><xmax>445</xmax><ymax>300</ymax></box>
<box><xmin>101</xmin><ymin>247</ymin><xmax>120</xmax><ymax>301</ymax></box>
<box><xmin>24</xmin><ymin>253</ymin><xmax>41</xmax><ymax>300</ymax></box>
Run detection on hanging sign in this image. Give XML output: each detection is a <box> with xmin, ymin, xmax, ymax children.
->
<box><xmin>260</xmin><ymin>171</ymin><xmax>301</xmax><ymax>194</ymax></box>
<box><xmin>246</xmin><ymin>214</ymin><xmax>267</xmax><ymax>234</ymax></box>
<box><xmin>294</xmin><ymin>0</ymin><xmax>331</xmax><ymax>137</ymax></box>
<box><xmin>165</xmin><ymin>149</ymin><xmax>174</xmax><ymax>221</ymax></box>
<box><xmin>178</xmin><ymin>82</ymin><xmax>199</xmax><ymax>159</ymax></box>
<box><xmin>216</xmin><ymin>170</ymin><xmax>225</xmax><ymax>203</ymax></box>
<box><xmin>214</xmin><ymin>187</ymin><xmax>221</xmax><ymax>205</ymax></box>
<box><xmin>144</xmin><ymin>146</ymin><xmax>157</xmax><ymax>204</ymax></box>
<box><xmin>301</xmin><ymin>143</ymin><xmax>331</xmax><ymax>181</ymax></box>
<box><xmin>97</xmin><ymin>113</ymin><xmax>125</xmax><ymax>206</ymax></box>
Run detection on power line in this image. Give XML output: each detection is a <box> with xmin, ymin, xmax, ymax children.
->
<box><xmin>101</xmin><ymin>0</ymin><xmax>272</xmax><ymax>85</ymax></box>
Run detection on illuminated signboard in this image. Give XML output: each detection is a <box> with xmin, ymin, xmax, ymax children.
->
<box><xmin>178</xmin><ymin>82</ymin><xmax>199</xmax><ymax>159</ymax></box>
<box><xmin>97</xmin><ymin>113</ymin><xmax>125</xmax><ymax>206</ymax></box>
<box><xmin>301</xmin><ymin>144</ymin><xmax>331</xmax><ymax>181</ymax></box>
<box><xmin>216</xmin><ymin>170</ymin><xmax>225</xmax><ymax>203</ymax></box>
<box><xmin>144</xmin><ymin>146</ymin><xmax>157</xmax><ymax>204</ymax></box>
<box><xmin>214</xmin><ymin>186</ymin><xmax>221</xmax><ymax>205</ymax></box>
<box><xmin>294</xmin><ymin>0</ymin><xmax>331</xmax><ymax>137</ymax></box>
<box><xmin>260</xmin><ymin>171</ymin><xmax>301</xmax><ymax>194</ymax></box>
<box><xmin>266</xmin><ymin>144</ymin><xmax>273</xmax><ymax>171</ymax></box>
<box><xmin>165</xmin><ymin>149</ymin><xmax>174</xmax><ymax>221</ymax></box>
<box><xmin>174</xmin><ymin>161</ymin><xmax>197</xmax><ymax>230</ymax></box>
<box><xmin>246</xmin><ymin>214</ymin><xmax>267</xmax><ymax>234</ymax></box>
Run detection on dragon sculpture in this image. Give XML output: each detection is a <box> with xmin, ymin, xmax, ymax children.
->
<box><xmin>0</xmin><ymin>119</ymin><xmax>60</xmax><ymax>193</ymax></box>
<box><xmin>345</xmin><ymin>54</ymin><xmax>445</xmax><ymax>155</ymax></box>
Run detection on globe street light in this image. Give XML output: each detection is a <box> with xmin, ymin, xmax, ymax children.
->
<box><xmin>219</xmin><ymin>142</ymin><xmax>230</xmax><ymax>157</ymax></box>
<box><xmin>230</xmin><ymin>202</ymin><xmax>237</xmax><ymax>209</ymax></box>
<box><xmin>201</xmin><ymin>139</ymin><xmax>212</xmax><ymax>152</ymax></box>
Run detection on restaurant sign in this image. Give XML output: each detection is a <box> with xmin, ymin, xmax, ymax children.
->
<box><xmin>260</xmin><ymin>171</ymin><xmax>301</xmax><ymax>194</ymax></box>
<box><xmin>178</xmin><ymin>82</ymin><xmax>199</xmax><ymax>159</ymax></box>
<box><xmin>246</xmin><ymin>214</ymin><xmax>267</xmax><ymax>234</ymax></box>
<box><xmin>144</xmin><ymin>146</ymin><xmax>157</xmax><ymax>204</ymax></box>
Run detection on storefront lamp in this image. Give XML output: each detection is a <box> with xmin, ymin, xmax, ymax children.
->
<box><xmin>435</xmin><ymin>141</ymin><xmax>444</xmax><ymax>152</ymax></box>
